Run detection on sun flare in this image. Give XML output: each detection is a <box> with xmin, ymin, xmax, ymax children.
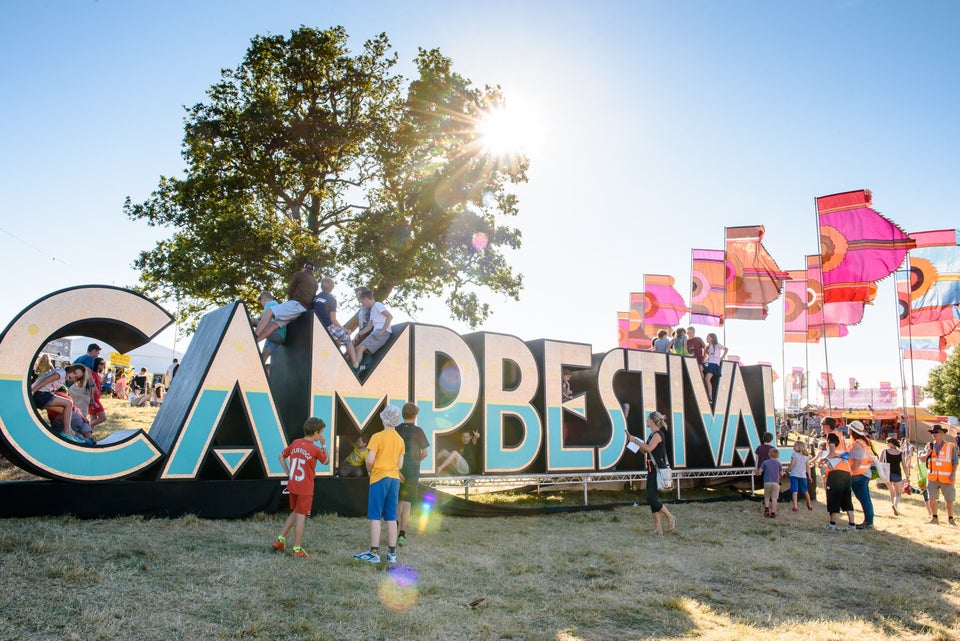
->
<box><xmin>476</xmin><ymin>103</ymin><xmax>537</xmax><ymax>157</ymax></box>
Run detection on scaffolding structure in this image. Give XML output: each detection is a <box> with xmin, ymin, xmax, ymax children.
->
<box><xmin>420</xmin><ymin>467</ymin><xmax>758</xmax><ymax>505</ymax></box>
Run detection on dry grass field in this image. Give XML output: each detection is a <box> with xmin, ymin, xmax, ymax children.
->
<box><xmin>1</xmin><ymin>400</ymin><xmax>958</xmax><ymax>640</ymax></box>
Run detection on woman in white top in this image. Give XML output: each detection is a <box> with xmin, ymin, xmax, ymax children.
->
<box><xmin>30</xmin><ymin>364</ymin><xmax>87</xmax><ymax>438</ymax></box>
<box><xmin>703</xmin><ymin>333</ymin><xmax>728</xmax><ymax>403</ymax></box>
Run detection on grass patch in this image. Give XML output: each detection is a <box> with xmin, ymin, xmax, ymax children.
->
<box><xmin>0</xmin><ymin>483</ymin><xmax>957</xmax><ymax>641</ymax></box>
<box><xmin>2</xmin><ymin>412</ymin><xmax>958</xmax><ymax>639</ymax></box>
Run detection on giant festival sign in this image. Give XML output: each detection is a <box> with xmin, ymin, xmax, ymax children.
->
<box><xmin>0</xmin><ymin>286</ymin><xmax>775</xmax><ymax>517</ymax></box>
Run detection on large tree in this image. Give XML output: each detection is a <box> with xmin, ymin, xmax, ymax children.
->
<box><xmin>926</xmin><ymin>348</ymin><xmax>960</xmax><ymax>418</ymax></box>
<box><xmin>126</xmin><ymin>26</ymin><xmax>526</xmax><ymax>330</ymax></box>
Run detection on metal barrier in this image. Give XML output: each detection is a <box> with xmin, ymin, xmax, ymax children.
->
<box><xmin>419</xmin><ymin>467</ymin><xmax>758</xmax><ymax>505</ymax></box>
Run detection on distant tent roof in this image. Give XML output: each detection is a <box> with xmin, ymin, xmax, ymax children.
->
<box><xmin>69</xmin><ymin>337</ymin><xmax>182</xmax><ymax>374</ymax></box>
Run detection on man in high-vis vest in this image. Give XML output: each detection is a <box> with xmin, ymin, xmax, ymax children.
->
<box><xmin>922</xmin><ymin>424</ymin><xmax>957</xmax><ymax>526</ymax></box>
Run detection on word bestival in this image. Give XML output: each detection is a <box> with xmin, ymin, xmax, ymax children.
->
<box><xmin>0</xmin><ymin>286</ymin><xmax>775</xmax><ymax>517</ymax></box>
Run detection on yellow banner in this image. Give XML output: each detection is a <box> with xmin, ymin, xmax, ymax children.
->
<box><xmin>109</xmin><ymin>352</ymin><xmax>131</xmax><ymax>367</ymax></box>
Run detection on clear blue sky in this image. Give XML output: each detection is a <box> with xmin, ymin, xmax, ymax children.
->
<box><xmin>2</xmin><ymin>1</ymin><xmax>957</xmax><ymax>405</ymax></box>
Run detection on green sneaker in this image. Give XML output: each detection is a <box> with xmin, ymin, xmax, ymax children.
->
<box><xmin>397</xmin><ymin>535</ymin><xmax>406</xmax><ymax>546</ymax></box>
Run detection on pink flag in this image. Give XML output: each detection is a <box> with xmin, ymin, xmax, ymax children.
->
<box><xmin>690</xmin><ymin>248</ymin><xmax>725</xmax><ymax>326</ymax></box>
<box><xmin>817</xmin><ymin>189</ymin><xmax>915</xmax><ymax>303</ymax></box>
<box><xmin>644</xmin><ymin>274</ymin><xmax>689</xmax><ymax>327</ymax></box>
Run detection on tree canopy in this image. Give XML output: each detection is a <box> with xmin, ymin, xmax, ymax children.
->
<box><xmin>126</xmin><ymin>26</ymin><xmax>527</xmax><ymax>330</ymax></box>
<box><xmin>926</xmin><ymin>348</ymin><xmax>960</xmax><ymax>418</ymax></box>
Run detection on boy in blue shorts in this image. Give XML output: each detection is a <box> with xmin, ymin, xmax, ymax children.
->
<box><xmin>272</xmin><ymin>417</ymin><xmax>328</xmax><ymax>558</ymax></box>
<box><xmin>353</xmin><ymin>405</ymin><xmax>405</xmax><ymax>564</ymax></box>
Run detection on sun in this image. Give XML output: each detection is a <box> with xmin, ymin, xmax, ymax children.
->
<box><xmin>476</xmin><ymin>103</ymin><xmax>536</xmax><ymax>157</ymax></box>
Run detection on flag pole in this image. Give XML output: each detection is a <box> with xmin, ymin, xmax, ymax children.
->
<box><xmin>722</xmin><ymin>227</ymin><xmax>728</xmax><ymax>347</ymax></box>
<box><xmin>814</xmin><ymin>199</ymin><xmax>833</xmax><ymax>413</ymax></box>
<box><xmin>904</xmin><ymin>258</ymin><xmax>920</xmax><ymax>444</ymax></box>
<box><xmin>894</xmin><ymin>270</ymin><xmax>910</xmax><ymax>444</ymax></box>
<box><xmin>780</xmin><ymin>277</ymin><xmax>788</xmax><ymax>418</ymax></box>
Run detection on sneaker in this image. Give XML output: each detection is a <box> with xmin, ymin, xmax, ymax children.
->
<box><xmin>842</xmin><ymin>525</ymin><xmax>856</xmax><ymax>531</ymax></box>
<box><xmin>949</xmin><ymin>518</ymin><xmax>956</xmax><ymax>526</ymax></box>
<box><xmin>271</xmin><ymin>537</ymin><xmax>286</xmax><ymax>552</ymax></box>
<box><xmin>353</xmin><ymin>551</ymin><xmax>380</xmax><ymax>563</ymax></box>
<box><xmin>770</xmin><ymin>513</ymin><xmax>776</xmax><ymax>519</ymax></box>
<box><xmin>397</xmin><ymin>535</ymin><xmax>406</xmax><ymax>547</ymax></box>
<box><xmin>290</xmin><ymin>549</ymin><xmax>310</xmax><ymax>558</ymax></box>
<box><xmin>827</xmin><ymin>523</ymin><xmax>838</xmax><ymax>531</ymax></box>
<box><xmin>385</xmin><ymin>552</ymin><xmax>398</xmax><ymax>564</ymax></box>
<box><xmin>763</xmin><ymin>506</ymin><xmax>770</xmax><ymax>517</ymax></box>
<box><xmin>928</xmin><ymin>516</ymin><xmax>939</xmax><ymax>525</ymax></box>
<box><xmin>855</xmin><ymin>523</ymin><xmax>873</xmax><ymax>530</ymax></box>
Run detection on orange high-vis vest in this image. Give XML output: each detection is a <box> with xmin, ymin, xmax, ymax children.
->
<box><xmin>849</xmin><ymin>440</ymin><xmax>874</xmax><ymax>477</ymax></box>
<box><xmin>825</xmin><ymin>455</ymin><xmax>851</xmax><ymax>475</ymax></box>
<box><xmin>927</xmin><ymin>441</ymin><xmax>957</xmax><ymax>484</ymax></box>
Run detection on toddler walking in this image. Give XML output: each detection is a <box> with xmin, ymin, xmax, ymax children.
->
<box><xmin>759</xmin><ymin>448</ymin><xmax>783</xmax><ymax>518</ymax></box>
<box><xmin>786</xmin><ymin>441</ymin><xmax>813</xmax><ymax>512</ymax></box>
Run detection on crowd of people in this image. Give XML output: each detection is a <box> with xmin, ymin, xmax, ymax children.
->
<box><xmin>650</xmin><ymin>326</ymin><xmax>727</xmax><ymax>404</ymax></box>
<box><xmin>30</xmin><ymin>343</ymin><xmax>178</xmax><ymax>444</ymax></box>
<box><xmin>755</xmin><ymin>416</ymin><xmax>957</xmax><ymax>530</ymax></box>
<box><xmin>250</xmin><ymin>262</ymin><xmax>393</xmax><ymax>376</ymax></box>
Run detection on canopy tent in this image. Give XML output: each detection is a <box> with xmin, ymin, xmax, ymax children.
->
<box><xmin>69</xmin><ymin>336</ymin><xmax>182</xmax><ymax>376</ymax></box>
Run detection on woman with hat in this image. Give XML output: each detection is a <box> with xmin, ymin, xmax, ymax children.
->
<box><xmin>848</xmin><ymin>420</ymin><xmax>877</xmax><ymax>530</ymax></box>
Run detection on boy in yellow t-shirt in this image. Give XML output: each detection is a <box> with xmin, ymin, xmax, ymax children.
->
<box><xmin>353</xmin><ymin>405</ymin><xmax>405</xmax><ymax>564</ymax></box>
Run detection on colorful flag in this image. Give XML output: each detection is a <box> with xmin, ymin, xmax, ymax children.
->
<box><xmin>911</xmin><ymin>385</ymin><xmax>925</xmax><ymax>405</ymax></box>
<box><xmin>617</xmin><ymin>312</ymin><xmax>630</xmax><ymax>349</ymax></box>
<box><xmin>643</xmin><ymin>274</ymin><xmax>689</xmax><ymax>328</ymax></box>
<box><xmin>817</xmin><ymin>189</ymin><xmax>915</xmax><ymax>303</ymax></box>
<box><xmin>690</xmin><ymin>248</ymin><xmax>725</xmax><ymax>326</ymax></box>
<box><xmin>783</xmin><ymin>269</ymin><xmax>810</xmax><ymax>343</ymax></box>
<box><xmin>789</xmin><ymin>367</ymin><xmax>805</xmax><ymax>391</ymax></box>
<box><xmin>904</xmin><ymin>230</ymin><xmax>960</xmax><ymax>335</ymax></box>
<box><xmin>819</xmin><ymin>372</ymin><xmax>836</xmax><ymax>391</ymax></box>
<box><xmin>626</xmin><ymin>293</ymin><xmax>648</xmax><ymax>350</ymax></box>
<box><xmin>806</xmin><ymin>255</ymin><xmax>849</xmax><ymax>340</ymax></box>
<box><xmin>897</xmin><ymin>231</ymin><xmax>960</xmax><ymax>362</ymax></box>
<box><xmin>724</xmin><ymin>226</ymin><xmax>788</xmax><ymax>320</ymax></box>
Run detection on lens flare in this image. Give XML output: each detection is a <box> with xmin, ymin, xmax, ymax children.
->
<box><xmin>438</xmin><ymin>362</ymin><xmax>461</xmax><ymax>396</ymax></box>
<box><xmin>378</xmin><ymin>565</ymin><xmax>419</xmax><ymax>611</ymax></box>
<box><xmin>417</xmin><ymin>492</ymin><xmax>442</xmax><ymax>535</ymax></box>
<box><xmin>471</xmin><ymin>232</ymin><xmax>488</xmax><ymax>251</ymax></box>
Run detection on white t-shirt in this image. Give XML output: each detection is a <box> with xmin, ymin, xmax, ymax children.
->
<box><xmin>38</xmin><ymin>369</ymin><xmax>67</xmax><ymax>393</ymax></box>
<box><xmin>706</xmin><ymin>343</ymin><xmax>725</xmax><ymax>365</ymax></box>
<box><xmin>369</xmin><ymin>302</ymin><xmax>392</xmax><ymax>333</ymax></box>
<box><xmin>788</xmin><ymin>453</ymin><xmax>809</xmax><ymax>478</ymax></box>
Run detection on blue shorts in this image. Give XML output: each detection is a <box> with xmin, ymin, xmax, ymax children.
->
<box><xmin>790</xmin><ymin>476</ymin><xmax>809</xmax><ymax>493</ymax></box>
<box><xmin>367</xmin><ymin>477</ymin><xmax>400</xmax><ymax>521</ymax></box>
<box><xmin>704</xmin><ymin>362</ymin><xmax>721</xmax><ymax>376</ymax></box>
<box><xmin>264</xmin><ymin>338</ymin><xmax>281</xmax><ymax>354</ymax></box>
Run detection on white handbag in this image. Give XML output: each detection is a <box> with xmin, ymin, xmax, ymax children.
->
<box><xmin>656</xmin><ymin>466</ymin><xmax>673</xmax><ymax>491</ymax></box>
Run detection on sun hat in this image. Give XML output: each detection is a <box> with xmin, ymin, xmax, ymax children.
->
<box><xmin>847</xmin><ymin>420</ymin><xmax>870</xmax><ymax>437</ymax></box>
<box><xmin>380</xmin><ymin>405</ymin><xmax>401</xmax><ymax>426</ymax></box>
